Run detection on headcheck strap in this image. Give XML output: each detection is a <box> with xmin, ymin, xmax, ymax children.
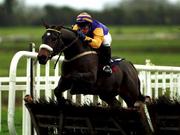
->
<box><xmin>46</xmin><ymin>28</ymin><xmax>61</xmax><ymax>34</ymax></box>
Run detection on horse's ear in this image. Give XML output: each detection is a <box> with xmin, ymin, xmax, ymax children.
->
<box><xmin>56</xmin><ymin>24</ymin><xmax>64</xmax><ymax>30</ymax></box>
<box><xmin>42</xmin><ymin>19</ymin><xmax>49</xmax><ymax>29</ymax></box>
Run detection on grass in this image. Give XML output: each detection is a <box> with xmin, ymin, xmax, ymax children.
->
<box><xmin>0</xmin><ymin>51</ymin><xmax>28</xmax><ymax>76</ymax></box>
<box><xmin>112</xmin><ymin>39</ymin><xmax>180</xmax><ymax>49</ymax></box>
<box><xmin>1</xmin><ymin>91</ymin><xmax>23</xmax><ymax>135</ymax></box>
<box><xmin>0</xmin><ymin>26</ymin><xmax>44</xmax><ymax>36</ymax></box>
<box><xmin>1</xmin><ymin>106</ymin><xmax>22</xmax><ymax>135</ymax></box>
<box><xmin>109</xmin><ymin>25</ymin><xmax>180</xmax><ymax>34</ymax></box>
<box><xmin>113</xmin><ymin>51</ymin><xmax>180</xmax><ymax>66</ymax></box>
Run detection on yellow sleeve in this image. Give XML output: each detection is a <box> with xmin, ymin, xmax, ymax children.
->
<box><xmin>85</xmin><ymin>28</ymin><xmax>104</xmax><ymax>49</ymax></box>
<box><xmin>72</xmin><ymin>24</ymin><xmax>79</xmax><ymax>31</ymax></box>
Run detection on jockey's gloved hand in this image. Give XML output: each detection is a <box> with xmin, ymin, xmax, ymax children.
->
<box><xmin>77</xmin><ymin>30</ymin><xmax>86</xmax><ymax>41</ymax></box>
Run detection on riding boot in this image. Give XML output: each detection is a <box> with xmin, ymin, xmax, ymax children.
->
<box><xmin>101</xmin><ymin>46</ymin><xmax>112</xmax><ymax>75</ymax></box>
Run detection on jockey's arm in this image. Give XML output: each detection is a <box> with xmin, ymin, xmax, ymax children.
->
<box><xmin>85</xmin><ymin>28</ymin><xmax>103</xmax><ymax>49</ymax></box>
<box><xmin>72</xmin><ymin>24</ymin><xmax>79</xmax><ymax>30</ymax></box>
<box><xmin>72</xmin><ymin>25</ymin><xmax>104</xmax><ymax>49</ymax></box>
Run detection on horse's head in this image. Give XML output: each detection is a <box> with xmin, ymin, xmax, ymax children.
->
<box><xmin>37</xmin><ymin>25</ymin><xmax>77</xmax><ymax>64</ymax></box>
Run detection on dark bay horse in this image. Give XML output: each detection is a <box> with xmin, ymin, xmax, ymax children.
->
<box><xmin>37</xmin><ymin>25</ymin><xmax>145</xmax><ymax>108</ymax></box>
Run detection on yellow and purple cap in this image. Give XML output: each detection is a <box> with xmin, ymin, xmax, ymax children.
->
<box><xmin>76</xmin><ymin>12</ymin><xmax>93</xmax><ymax>24</ymax></box>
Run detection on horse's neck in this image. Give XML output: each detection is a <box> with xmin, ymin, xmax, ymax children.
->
<box><xmin>61</xmin><ymin>28</ymin><xmax>92</xmax><ymax>60</ymax></box>
<box><xmin>63</xmin><ymin>41</ymin><xmax>91</xmax><ymax>60</ymax></box>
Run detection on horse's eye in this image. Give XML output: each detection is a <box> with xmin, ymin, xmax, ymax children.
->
<box><xmin>47</xmin><ymin>33</ymin><xmax>51</xmax><ymax>36</ymax></box>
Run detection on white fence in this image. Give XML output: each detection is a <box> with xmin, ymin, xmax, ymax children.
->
<box><xmin>0</xmin><ymin>51</ymin><xmax>180</xmax><ymax>135</ymax></box>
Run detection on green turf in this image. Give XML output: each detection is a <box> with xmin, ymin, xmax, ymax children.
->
<box><xmin>1</xmin><ymin>106</ymin><xmax>22</xmax><ymax>135</ymax></box>
<box><xmin>109</xmin><ymin>25</ymin><xmax>180</xmax><ymax>34</ymax></box>
<box><xmin>0</xmin><ymin>26</ymin><xmax>44</xmax><ymax>36</ymax></box>
<box><xmin>113</xmin><ymin>51</ymin><xmax>180</xmax><ymax>66</ymax></box>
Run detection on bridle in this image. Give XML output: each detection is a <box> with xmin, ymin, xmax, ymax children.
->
<box><xmin>39</xmin><ymin>27</ymin><xmax>79</xmax><ymax>68</ymax></box>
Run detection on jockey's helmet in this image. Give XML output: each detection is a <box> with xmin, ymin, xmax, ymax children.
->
<box><xmin>76</xmin><ymin>12</ymin><xmax>92</xmax><ymax>34</ymax></box>
<box><xmin>76</xmin><ymin>12</ymin><xmax>93</xmax><ymax>24</ymax></box>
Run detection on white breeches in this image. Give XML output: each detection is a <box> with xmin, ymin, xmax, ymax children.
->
<box><xmin>102</xmin><ymin>32</ymin><xmax>112</xmax><ymax>47</ymax></box>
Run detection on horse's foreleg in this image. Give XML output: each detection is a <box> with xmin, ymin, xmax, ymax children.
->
<box><xmin>99</xmin><ymin>94</ymin><xmax>122</xmax><ymax>108</ymax></box>
<box><xmin>107</xmin><ymin>98</ymin><xmax>122</xmax><ymax>108</ymax></box>
<box><xmin>54</xmin><ymin>77</ymin><xmax>72</xmax><ymax>101</ymax></box>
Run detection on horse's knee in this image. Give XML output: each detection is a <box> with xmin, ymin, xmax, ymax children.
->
<box><xmin>144</xmin><ymin>96</ymin><xmax>152</xmax><ymax>104</ymax></box>
<box><xmin>54</xmin><ymin>87</ymin><xmax>61</xmax><ymax>97</ymax></box>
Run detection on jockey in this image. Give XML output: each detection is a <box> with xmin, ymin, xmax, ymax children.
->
<box><xmin>72</xmin><ymin>12</ymin><xmax>112</xmax><ymax>75</ymax></box>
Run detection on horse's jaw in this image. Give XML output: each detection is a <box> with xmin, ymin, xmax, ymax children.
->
<box><xmin>38</xmin><ymin>60</ymin><xmax>48</xmax><ymax>65</ymax></box>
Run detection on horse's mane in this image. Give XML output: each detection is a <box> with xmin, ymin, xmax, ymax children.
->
<box><xmin>48</xmin><ymin>25</ymin><xmax>77</xmax><ymax>36</ymax></box>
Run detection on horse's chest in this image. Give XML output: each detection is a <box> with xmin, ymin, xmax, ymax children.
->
<box><xmin>61</xmin><ymin>61</ymin><xmax>88</xmax><ymax>75</ymax></box>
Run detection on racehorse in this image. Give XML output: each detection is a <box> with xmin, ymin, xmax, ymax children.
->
<box><xmin>37</xmin><ymin>25</ymin><xmax>145</xmax><ymax>108</ymax></box>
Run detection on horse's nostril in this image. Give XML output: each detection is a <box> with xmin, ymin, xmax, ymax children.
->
<box><xmin>37</xmin><ymin>55</ymin><xmax>48</xmax><ymax>64</ymax></box>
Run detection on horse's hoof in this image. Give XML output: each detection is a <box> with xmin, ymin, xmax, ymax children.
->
<box><xmin>145</xmin><ymin>96</ymin><xmax>152</xmax><ymax>104</ymax></box>
<box><xmin>56</xmin><ymin>97</ymin><xmax>72</xmax><ymax>106</ymax></box>
<box><xmin>109</xmin><ymin>102</ymin><xmax>122</xmax><ymax>109</ymax></box>
<box><xmin>134</xmin><ymin>101</ymin><xmax>143</xmax><ymax>109</ymax></box>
